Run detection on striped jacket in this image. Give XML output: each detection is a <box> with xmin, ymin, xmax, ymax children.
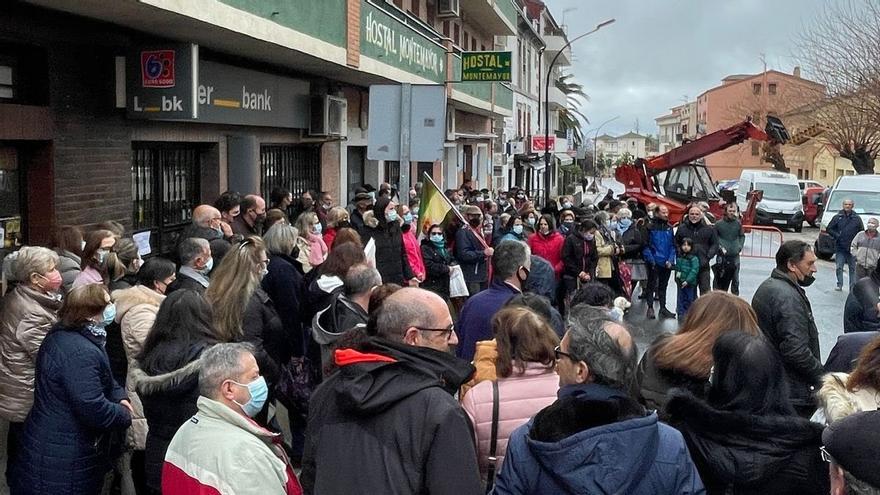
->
<box><xmin>163</xmin><ymin>396</ymin><xmax>301</xmax><ymax>495</ymax></box>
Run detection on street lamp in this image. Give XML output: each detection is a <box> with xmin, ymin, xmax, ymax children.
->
<box><xmin>543</xmin><ymin>18</ymin><xmax>615</xmax><ymax>205</ymax></box>
<box><xmin>593</xmin><ymin>115</ymin><xmax>620</xmax><ymax>181</ymax></box>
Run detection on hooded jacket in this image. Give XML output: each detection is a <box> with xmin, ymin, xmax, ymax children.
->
<box><xmin>301</xmin><ymin>338</ymin><xmax>481</xmax><ymax>495</ymax></box>
<box><xmin>844</xmin><ymin>268</ymin><xmax>880</xmax><ymax>333</ymax></box>
<box><xmin>665</xmin><ymin>390</ymin><xmax>828</xmax><ymax>495</ymax></box>
<box><xmin>362</xmin><ymin>198</ymin><xmax>415</xmax><ymax>284</ymax></box>
<box><xmin>0</xmin><ymin>285</ymin><xmax>61</xmax><ymax>422</ymax></box>
<box><xmin>675</xmin><ymin>219</ymin><xmax>719</xmax><ymax>269</ymax></box>
<box><xmin>112</xmin><ymin>284</ymin><xmax>165</xmax><ymax>450</ymax></box>
<box><xmin>134</xmin><ymin>342</ymin><xmax>214</xmax><ymax>491</ymax></box>
<box><xmin>493</xmin><ymin>383</ymin><xmax>704</xmax><ymax>495</ymax></box>
<box><xmin>528</xmin><ymin>231</ymin><xmax>564</xmax><ymax>278</ymax></box>
<box><xmin>752</xmin><ymin>269</ymin><xmax>823</xmax><ymax>407</ymax></box>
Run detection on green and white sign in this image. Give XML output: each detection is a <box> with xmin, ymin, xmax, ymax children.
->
<box><xmin>461</xmin><ymin>51</ymin><xmax>512</xmax><ymax>82</ymax></box>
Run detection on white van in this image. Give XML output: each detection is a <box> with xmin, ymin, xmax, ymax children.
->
<box><xmin>815</xmin><ymin>174</ymin><xmax>880</xmax><ymax>258</ymax></box>
<box><xmin>736</xmin><ymin>169</ymin><xmax>804</xmax><ymax>232</ymax></box>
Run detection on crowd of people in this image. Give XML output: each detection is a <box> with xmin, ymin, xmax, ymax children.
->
<box><xmin>0</xmin><ymin>181</ymin><xmax>879</xmax><ymax>495</ymax></box>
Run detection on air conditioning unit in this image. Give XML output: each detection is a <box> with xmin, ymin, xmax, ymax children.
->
<box><xmin>309</xmin><ymin>95</ymin><xmax>348</xmax><ymax>137</ymax></box>
<box><xmin>437</xmin><ymin>0</ymin><xmax>460</xmax><ymax>18</ymax></box>
<box><xmin>446</xmin><ymin>107</ymin><xmax>456</xmax><ymax>141</ymax></box>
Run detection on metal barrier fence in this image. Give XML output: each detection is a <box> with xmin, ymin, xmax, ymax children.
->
<box><xmin>741</xmin><ymin>225</ymin><xmax>784</xmax><ymax>258</ymax></box>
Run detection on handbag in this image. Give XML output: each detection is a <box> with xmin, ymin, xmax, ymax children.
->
<box><xmin>449</xmin><ymin>264</ymin><xmax>470</xmax><ymax>298</ymax></box>
<box><xmin>484</xmin><ymin>380</ymin><xmax>500</xmax><ymax>493</ymax></box>
<box><xmin>275</xmin><ymin>356</ymin><xmax>316</xmax><ymax>420</ymax></box>
<box><xmin>618</xmin><ymin>261</ymin><xmax>633</xmax><ymax>297</ymax></box>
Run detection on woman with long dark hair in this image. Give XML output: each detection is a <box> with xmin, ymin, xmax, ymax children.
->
<box><xmin>664</xmin><ymin>332</ymin><xmax>829</xmax><ymax>494</ymax></box>
<box><xmin>135</xmin><ymin>290</ymin><xmax>219</xmax><ymax>494</ymax></box>
<box><xmin>73</xmin><ymin>229</ymin><xmax>117</xmax><ymax>287</ymax></box>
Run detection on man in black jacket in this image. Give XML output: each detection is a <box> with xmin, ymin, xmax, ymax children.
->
<box><xmin>827</xmin><ymin>198</ymin><xmax>864</xmax><ymax>291</ymax></box>
<box><xmin>843</xmin><ymin>263</ymin><xmax>880</xmax><ymax>334</ymax></box>
<box><xmin>752</xmin><ymin>240</ymin><xmax>822</xmax><ymax>417</ymax></box>
<box><xmin>674</xmin><ymin>204</ymin><xmax>719</xmax><ymax>296</ymax></box>
<box><xmin>301</xmin><ymin>288</ymin><xmax>481</xmax><ymax>495</ymax></box>
<box><xmin>166</xmin><ymin>237</ymin><xmax>212</xmax><ymax>295</ymax></box>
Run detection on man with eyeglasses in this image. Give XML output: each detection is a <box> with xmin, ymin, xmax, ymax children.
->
<box><xmin>494</xmin><ymin>310</ymin><xmax>704</xmax><ymax>494</ymax></box>
<box><xmin>301</xmin><ymin>287</ymin><xmax>480</xmax><ymax>494</ymax></box>
<box><xmin>822</xmin><ymin>410</ymin><xmax>880</xmax><ymax>494</ymax></box>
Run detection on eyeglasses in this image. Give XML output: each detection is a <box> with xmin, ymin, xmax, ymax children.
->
<box><xmin>554</xmin><ymin>345</ymin><xmax>573</xmax><ymax>361</ymax></box>
<box><xmin>820</xmin><ymin>446</ymin><xmax>833</xmax><ymax>464</ymax></box>
<box><xmin>413</xmin><ymin>322</ymin><xmax>455</xmax><ymax>340</ymax></box>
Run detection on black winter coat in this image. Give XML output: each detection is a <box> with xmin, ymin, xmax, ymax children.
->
<box><xmin>301</xmin><ymin>338</ymin><xmax>480</xmax><ymax>495</ymax></box>
<box><xmin>263</xmin><ymin>254</ymin><xmax>307</xmax><ymax>357</ymax></box>
<box><xmin>363</xmin><ymin>224</ymin><xmax>415</xmax><ymax>285</ymax></box>
<box><xmin>675</xmin><ymin>219</ymin><xmax>718</xmax><ymax>269</ymax></box>
<box><xmin>636</xmin><ymin>335</ymin><xmax>708</xmax><ymax>417</ymax></box>
<box><xmin>619</xmin><ymin>222</ymin><xmax>648</xmax><ymax>262</ymax></box>
<box><xmin>135</xmin><ymin>340</ymin><xmax>213</xmax><ymax>491</ymax></box>
<box><xmin>10</xmin><ymin>324</ymin><xmax>131</xmax><ymax>495</ymax></box>
<box><xmin>824</xmin><ymin>331</ymin><xmax>880</xmax><ymax>373</ymax></box>
<box><xmin>455</xmin><ymin>226</ymin><xmax>488</xmax><ymax>283</ymax></box>
<box><xmin>665</xmin><ymin>390</ymin><xmax>829</xmax><ymax>495</ymax></box>
<box><xmin>165</xmin><ymin>273</ymin><xmax>207</xmax><ymax>295</ymax></box>
<box><xmin>421</xmin><ymin>239</ymin><xmax>454</xmax><ymax>299</ymax></box>
<box><xmin>240</xmin><ymin>287</ymin><xmax>286</xmax><ymax>388</ymax></box>
<box><xmin>827</xmin><ymin>210</ymin><xmax>864</xmax><ymax>252</ymax></box>
<box><xmin>562</xmin><ymin>231</ymin><xmax>598</xmax><ymax>279</ymax></box>
<box><xmin>752</xmin><ymin>269</ymin><xmax>823</xmax><ymax>407</ymax></box>
<box><xmin>844</xmin><ymin>270</ymin><xmax>880</xmax><ymax>333</ymax></box>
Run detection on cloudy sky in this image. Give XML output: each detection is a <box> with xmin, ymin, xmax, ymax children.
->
<box><xmin>542</xmin><ymin>0</ymin><xmax>827</xmax><ymax>138</ymax></box>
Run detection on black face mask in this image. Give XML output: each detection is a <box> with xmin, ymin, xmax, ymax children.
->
<box><xmin>516</xmin><ymin>266</ymin><xmax>530</xmax><ymax>286</ymax></box>
<box><xmin>468</xmin><ymin>218</ymin><xmax>482</xmax><ymax>228</ymax></box>
<box><xmin>798</xmin><ymin>273</ymin><xmax>816</xmax><ymax>287</ymax></box>
<box><xmin>336</xmin><ymin>220</ymin><xmax>351</xmax><ymax>230</ymax></box>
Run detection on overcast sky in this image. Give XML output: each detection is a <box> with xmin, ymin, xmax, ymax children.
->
<box><xmin>542</xmin><ymin>0</ymin><xmax>827</xmax><ymax>138</ymax></box>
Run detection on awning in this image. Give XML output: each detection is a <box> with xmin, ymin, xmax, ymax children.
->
<box><xmin>554</xmin><ymin>153</ymin><xmax>574</xmax><ymax>166</ymax></box>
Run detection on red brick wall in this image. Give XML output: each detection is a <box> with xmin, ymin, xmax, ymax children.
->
<box><xmin>346</xmin><ymin>0</ymin><xmax>361</xmax><ymax>68</ymax></box>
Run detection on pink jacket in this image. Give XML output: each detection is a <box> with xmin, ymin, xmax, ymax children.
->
<box><xmin>461</xmin><ymin>362</ymin><xmax>559</xmax><ymax>475</ymax></box>
<box><xmin>307</xmin><ymin>233</ymin><xmax>328</xmax><ymax>267</ymax></box>
<box><xmin>402</xmin><ymin>230</ymin><xmax>425</xmax><ymax>280</ymax></box>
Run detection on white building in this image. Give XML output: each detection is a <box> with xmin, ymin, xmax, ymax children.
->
<box><xmin>596</xmin><ymin>132</ymin><xmax>647</xmax><ymax>160</ymax></box>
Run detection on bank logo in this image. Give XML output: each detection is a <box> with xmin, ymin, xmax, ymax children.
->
<box><xmin>141</xmin><ymin>50</ymin><xmax>176</xmax><ymax>88</ymax></box>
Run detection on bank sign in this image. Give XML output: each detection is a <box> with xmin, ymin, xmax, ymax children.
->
<box><xmin>127</xmin><ymin>44</ymin><xmax>310</xmax><ymax>128</ymax></box>
<box><xmin>460</xmin><ymin>51</ymin><xmax>512</xmax><ymax>82</ymax></box>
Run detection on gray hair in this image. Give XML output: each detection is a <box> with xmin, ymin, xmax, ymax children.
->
<box><xmin>178</xmin><ymin>238</ymin><xmax>209</xmax><ymax>266</ymax></box>
<box><xmin>616</xmin><ymin>208</ymin><xmax>632</xmax><ymax>220</ymax></box>
<box><xmin>375</xmin><ymin>294</ymin><xmax>435</xmax><ymax>342</ymax></box>
<box><xmin>594</xmin><ymin>211</ymin><xmax>609</xmax><ymax>224</ymax></box>
<box><xmin>566</xmin><ymin>307</ymin><xmax>636</xmax><ymax>390</ymax></box>
<box><xmin>493</xmin><ymin>240</ymin><xmax>530</xmax><ymax>280</ymax></box>
<box><xmin>263</xmin><ymin>223</ymin><xmax>299</xmax><ymax>256</ymax></box>
<box><xmin>198</xmin><ymin>342</ymin><xmax>255</xmax><ymax>399</ymax></box>
<box><xmin>11</xmin><ymin>246</ymin><xmax>59</xmax><ymax>282</ymax></box>
<box><xmin>345</xmin><ymin>263</ymin><xmax>381</xmax><ymax>296</ymax></box>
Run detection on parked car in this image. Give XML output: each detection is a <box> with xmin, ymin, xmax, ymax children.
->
<box><xmin>815</xmin><ymin>175</ymin><xmax>880</xmax><ymax>260</ymax></box>
<box><xmin>802</xmin><ymin>185</ymin><xmax>826</xmax><ymax>228</ymax></box>
<box><xmin>798</xmin><ymin>179</ymin><xmax>823</xmax><ymax>192</ymax></box>
<box><xmin>736</xmin><ymin>169</ymin><xmax>805</xmax><ymax>232</ymax></box>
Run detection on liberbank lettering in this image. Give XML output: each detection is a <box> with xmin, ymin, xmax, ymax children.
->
<box><xmin>362</xmin><ymin>7</ymin><xmax>444</xmax><ymax>82</ymax></box>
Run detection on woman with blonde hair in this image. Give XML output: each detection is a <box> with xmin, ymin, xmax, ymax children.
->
<box><xmin>461</xmin><ymin>306</ymin><xmax>559</xmax><ymax>482</ymax></box>
<box><xmin>294</xmin><ymin>211</ymin><xmax>328</xmax><ymax>274</ymax></box>
<box><xmin>205</xmin><ymin>237</ymin><xmax>285</xmax><ymax>398</ymax></box>
<box><xmin>637</xmin><ymin>291</ymin><xmax>759</xmax><ymax>414</ymax></box>
<box><xmin>322</xmin><ymin>206</ymin><xmax>350</xmax><ymax>248</ymax></box>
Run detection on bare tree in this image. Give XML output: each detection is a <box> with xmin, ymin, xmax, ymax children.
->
<box><xmin>795</xmin><ymin>0</ymin><xmax>880</xmax><ymax>174</ymax></box>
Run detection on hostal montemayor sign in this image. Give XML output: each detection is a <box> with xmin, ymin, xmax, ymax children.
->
<box><xmin>461</xmin><ymin>51</ymin><xmax>512</xmax><ymax>82</ymax></box>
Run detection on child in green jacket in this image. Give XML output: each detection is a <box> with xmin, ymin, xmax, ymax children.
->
<box><xmin>675</xmin><ymin>238</ymin><xmax>700</xmax><ymax>321</ymax></box>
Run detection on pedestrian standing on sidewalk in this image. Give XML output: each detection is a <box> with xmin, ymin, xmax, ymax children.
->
<box><xmin>644</xmin><ymin>206</ymin><xmax>676</xmax><ymax>320</ymax></box>
<box><xmin>713</xmin><ymin>203</ymin><xmax>744</xmax><ymax>295</ymax></box>
<box><xmin>851</xmin><ymin>218</ymin><xmax>880</xmax><ymax>282</ymax></box>
<box><xmin>827</xmin><ymin>199</ymin><xmax>864</xmax><ymax>291</ymax></box>
<box><xmin>752</xmin><ymin>240</ymin><xmax>823</xmax><ymax>417</ymax></box>
<box><xmin>674</xmin><ymin>238</ymin><xmax>699</xmax><ymax>321</ymax></box>
<box><xmin>674</xmin><ymin>204</ymin><xmax>718</xmax><ymax>296</ymax></box>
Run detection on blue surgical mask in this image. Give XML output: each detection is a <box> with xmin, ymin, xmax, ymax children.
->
<box><xmin>403</xmin><ymin>213</ymin><xmax>413</xmax><ymax>224</ymax></box>
<box><xmin>231</xmin><ymin>376</ymin><xmax>269</xmax><ymax>417</ymax></box>
<box><xmin>98</xmin><ymin>303</ymin><xmax>116</xmax><ymax>328</ymax></box>
<box><xmin>527</xmin><ymin>217</ymin><xmax>536</xmax><ymax>227</ymax></box>
<box><xmin>563</xmin><ymin>202</ymin><xmax>572</xmax><ymax>209</ymax></box>
<box><xmin>618</xmin><ymin>218</ymin><xmax>633</xmax><ymax>230</ymax></box>
<box><xmin>513</xmin><ymin>225</ymin><xmax>524</xmax><ymax>235</ymax></box>
<box><xmin>313</xmin><ymin>222</ymin><xmax>323</xmax><ymax>234</ymax></box>
<box><xmin>430</xmin><ymin>234</ymin><xmax>444</xmax><ymax>244</ymax></box>
<box><xmin>386</xmin><ymin>210</ymin><xmax>399</xmax><ymax>223</ymax></box>
<box><xmin>201</xmin><ymin>257</ymin><xmax>214</xmax><ymax>275</ymax></box>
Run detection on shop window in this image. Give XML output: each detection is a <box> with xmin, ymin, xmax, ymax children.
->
<box><xmin>0</xmin><ymin>147</ymin><xmax>22</xmax><ymax>250</ymax></box>
<box><xmin>260</xmin><ymin>144</ymin><xmax>322</xmax><ymax>203</ymax></box>
<box><xmin>131</xmin><ymin>143</ymin><xmax>203</xmax><ymax>253</ymax></box>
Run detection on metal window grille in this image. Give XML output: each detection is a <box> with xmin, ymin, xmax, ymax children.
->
<box><xmin>260</xmin><ymin>144</ymin><xmax>322</xmax><ymax>200</ymax></box>
<box><xmin>384</xmin><ymin>161</ymin><xmax>401</xmax><ymax>187</ymax></box>
<box><xmin>131</xmin><ymin>144</ymin><xmax>201</xmax><ymax>253</ymax></box>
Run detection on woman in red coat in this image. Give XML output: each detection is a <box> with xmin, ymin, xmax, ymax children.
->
<box><xmin>528</xmin><ymin>214</ymin><xmax>565</xmax><ymax>278</ymax></box>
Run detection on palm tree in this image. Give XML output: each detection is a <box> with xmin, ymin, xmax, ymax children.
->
<box><xmin>555</xmin><ymin>73</ymin><xmax>590</xmax><ymax>148</ymax></box>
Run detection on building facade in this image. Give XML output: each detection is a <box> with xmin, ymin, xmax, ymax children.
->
<box><xmin>595</xmin><ymin>132</ymin><xmax>647</xmax><ymax>161</ymax></box>
<box><xmin>0</xmin><ymin>0</ymin><xmax>516</xmax><ymax>252</ymax></box>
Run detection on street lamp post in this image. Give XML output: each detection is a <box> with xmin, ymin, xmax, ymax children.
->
<box><xmin>592</xmin><ymin>115</ymin><xmax>619</xmax><ymax>181</ymax></box>
<box><xmin>543</xmin><ymin>18</ymin><xmax>615</xmax><ymax>206</ymax></box>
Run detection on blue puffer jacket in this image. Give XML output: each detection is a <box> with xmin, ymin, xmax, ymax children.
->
<box><xmin>644</xmin><ymin>218</ymin><xmax>677</xmax><ymax>266</ymax></box>
<box><xmin>827</xmin><ymin>210</ymin><xmax>864</xmax><ymax>252</ymax></box>
<box><xmin>493</xmin><ymin>383</ymin><xmax>704</xmax><ymax>495</ymax></box>
<box><xmin>10</xmin><ymin>324</ymin><xmax>131</xmax><ymax>495</ymax></box>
